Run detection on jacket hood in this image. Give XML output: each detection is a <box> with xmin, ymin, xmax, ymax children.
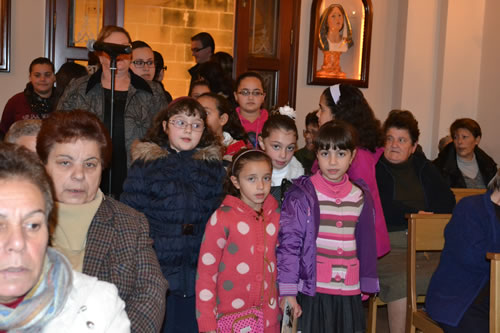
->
<box><xmin>130</xmin><ymin>140</ymin><xmax>222</xmax><ymax>163</ymax></box>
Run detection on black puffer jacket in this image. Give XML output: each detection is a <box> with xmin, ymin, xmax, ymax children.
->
<box><xmin>433</xmin><ymin>143</ymin><xmax>497</xmax><ymax>188</ymax></box>
<box><xmin>121</xmin><ymin>141</ymin><xmax>226</xmax><ymax>297</ymax></box>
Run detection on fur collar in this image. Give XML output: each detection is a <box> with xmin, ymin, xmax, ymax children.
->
<box><xmin>130</xmin><ymin>140</ymin><xmax>222</xmax><ymax>163</ymax></box>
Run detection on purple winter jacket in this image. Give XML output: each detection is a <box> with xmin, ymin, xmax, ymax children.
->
<box><xmin>276</xmin><ymin>175</ymin><xmax>379</xmax><ymax>297</ymax></box>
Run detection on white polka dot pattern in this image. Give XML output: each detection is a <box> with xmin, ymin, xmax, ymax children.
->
<box><xmin>237</xmin><ymin>222</ymin><xmax>250</xmax><ymax>235</ymax></box>
<box><xmin>202</xmin><ymin>253</ymin><xmax>216</xmax><ymax>265</ymax></box>
<box><xmin>199</xmin><ymin>289</ymin><xmax>213</xmax><ymax>301</ymax></box>
<box><xmin>210</xmin><ymin>214</ymin><xmax>217</xmax><ymax>226</ymax></box>
<box><xmin>236</xmin><ymin>262</ymin><xmax>250</xmax><ymax>274</ymax></box>
<box><xmin>232</xmin><ymin>298</ymin><xmax>245</xmax><ymax>309</ymax></box>
<box><xmin>216</xmin><ymin>238</ymin><xmax>226</xmax><ymax>249</ymax></box>
<box><xmin>266</xmin><ymin>223</ymin><xmax>276</xmax><ymax>236</ymax></box>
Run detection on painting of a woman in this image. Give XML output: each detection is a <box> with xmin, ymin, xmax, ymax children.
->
<box><xmin>317</xmin><ymin>4</ymin><xmax>353</xmax><ymax>77</ymax></box>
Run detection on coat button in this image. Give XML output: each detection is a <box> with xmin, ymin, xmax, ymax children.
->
<box><xmin>336</xmin><ymin>198</ymin><xmax>341</xmax><ymax>204</ymax></box>
<box><xmin>334</xmin><ymin>275</ymin><xmax>342</xmax><ymax>282</ymax></box>
<box><xmin>256</xmin><ymin>274</ymin><xmax>263</xmax><ymax>282</ymax></box>
<box><xmin>257</xmin><ymin>245</ymin><xmax>265</xmax><ymax>252</ymax></box>
<box><xmin>86</xmin><ymin>321</ymin><xmax>95</xmax><ymax>329</ymax></box>
<box><xmin>337</xmin><ymin>248</ymin><xmax>344</xmax><ymax>255</ymax></box>
<box><xmin>336</xmin><ymin>221</ymin><xmax>343</xmax><ymax>228</ymax></box>
<box><xmin>78</xmin><ymin>305</ymin><xmax>87</xmax><ymax>313</ymax></box>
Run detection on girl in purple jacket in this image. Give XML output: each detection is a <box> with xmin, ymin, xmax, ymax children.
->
<box><xmin>277</xmin><ymin>120</ymin><xmax>379</xmax><ymax>333</ymax></box>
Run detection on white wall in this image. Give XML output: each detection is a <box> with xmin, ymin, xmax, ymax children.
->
<box><xmin>477</xmin><ymin>0</ymin><xmax>500</xmax><ymax>165</ymax></box>
<box><xmin>0</xmin><ymin>0</ymin><xmax>46</xmax><ymax>113</ymax></box>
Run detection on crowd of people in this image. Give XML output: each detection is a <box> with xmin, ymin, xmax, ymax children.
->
<box><xmin>0</xmin><ymin>25</ymin><xmax>498</xmax><ymax>333</ymax></box>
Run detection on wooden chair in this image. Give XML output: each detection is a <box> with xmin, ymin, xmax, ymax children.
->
<box><xmin>451</xmin><ymin>188</ymin><xmax>487</xmax><ymax>203</ymax></box>
<box><xmin>406</xmin><ymin>213</ymin><xmax>452</xmax><ymax>333</ymax></box>
<box><xmin>487</xmin><ymin>252</ymin><xmax>500</xmax><ymax>333</ymax></box>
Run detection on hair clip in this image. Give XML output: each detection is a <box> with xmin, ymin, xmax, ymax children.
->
<box><xmin>278</xmin><ymin>105</ymin><xmax>296</xmax><ymax>120</ymax></box>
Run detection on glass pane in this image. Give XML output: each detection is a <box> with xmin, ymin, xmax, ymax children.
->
<box><xmin>254</xmin><ymin>70</ymin><xmax>277</xmax><ymax>110</ymax></box>
<box><xmin>249</xmin><ymin>0</ymin><xmax>279</xmax><ymax>57</ymax></box>
<box><xmin>69</xmin><ymin>0</ymin><xmax>104</xmax><ymax>47</ymax></box>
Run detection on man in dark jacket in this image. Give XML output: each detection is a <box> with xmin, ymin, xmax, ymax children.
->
<box><xmin>188</xmin><ymin>32</ymin><xmax>215</xmax><ymax>87</ymax></box>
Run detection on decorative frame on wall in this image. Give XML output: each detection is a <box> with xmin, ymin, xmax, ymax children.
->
<box><xmin>307</xmin><ymin>0</ymin><xmax>372</xmax><ymax>87</ymax></box>
<box><xmin>0</xmin><ymin>0</ymin><xmax>10</xmax><ymax>72</ymax></box>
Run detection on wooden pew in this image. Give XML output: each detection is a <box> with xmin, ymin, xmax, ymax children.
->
<box><xmin>406</xmin><ymin>213</ymin><xmax>452</xmax><ymax>333</ymax></box>
<box><xmin>487</xmin><ymin>252</ymin><xmax>500</xmax><ymax>333</ymax></box>
<box><xmin>451</xmin><ymin>188</ymin><xmax>487</xmax><ymax>203</ymax></box>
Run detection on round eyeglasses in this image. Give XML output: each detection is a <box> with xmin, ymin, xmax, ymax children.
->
<box><xmin>169</xmin><ymin>119</ymin><xmax>204</xmax><ymax>132</ymax></box>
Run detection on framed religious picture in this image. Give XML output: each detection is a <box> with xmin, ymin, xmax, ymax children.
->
<box><xmin>0</xmin><ymin>0</ymin><xmax>10</xmax><ymax>72</ymax></box>
<box><xmin>307</xmin><ymin>0</ymin><xmax>372</xmax><ymax>87</ymax></box>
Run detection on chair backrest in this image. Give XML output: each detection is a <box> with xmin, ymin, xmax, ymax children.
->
<box><xmin>407</xmin><ymin>214</ymin><xmax>452</xmax><ymax>312</ymax></box>
<box><xmin>451</xmin><ymin>188</ymin><xmax>487</xmax><ymax>203</ymax></box>
<box><xmin>487</xmin><ymin>252</ymin><xmax>500</xmax><ymax>333</ymax></box>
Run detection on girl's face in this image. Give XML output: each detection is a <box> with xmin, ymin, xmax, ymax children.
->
<box><xmin>197</xmin><ymin>96</ymin><xmax>228</xmax><ymax>137</ymax></box>
<box><xmin>318</xmin><ymin>94</ymin><xmax>334</xmax><ymax>126</ymax></box>
<box><xmin>162</xmin><ymin>112</ymin><xmax>204</xmax><ymax>152</ymax></box>
<box><xmin>453</xmin><ymin>128</ymin><xmax>480</xmax><ymax>161</ymax></box>
<box><xmin>258</xmin><ymin>128</ymin><xmax>297</xmax><ymax>170</ymax></box>
<box><xmin>327</xmin><ymin>7</ymin><xmax>344</xmax><ymax>32</ymax></box>
<box><xmin>190</xmin><ymin>84</ymin><xmax>210</xmax><ymax>98</ymax></box>
<box><xmin>234</xmin><ymin>77</ymin><xmax>265</xmax><ymax>114</ymax></box>
<box><xmin>231</xmin><ymin>160</ymin><xmax>272</xmax><ymax>211</ymax></box>
<box><xmin>317</xmin><ymin>147</ymin><xmax>356</xmax><ymax>183</ymax></box>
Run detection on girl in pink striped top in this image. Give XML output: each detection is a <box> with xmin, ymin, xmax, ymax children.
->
<box><xmin>277</xmin><ymin>120</ymin><xmax>379</xmax><ymax>333</ymax></box>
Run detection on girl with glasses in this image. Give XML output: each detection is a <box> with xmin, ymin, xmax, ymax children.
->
<box><xmin>234</xmin><ymin>72</ymin><xmax>268</xmax><ymax>148</ymax></box>
<box><xmin>121</xmin><ymin>97</ymin><xmax>226</xmax><ymax>333</ymax></box>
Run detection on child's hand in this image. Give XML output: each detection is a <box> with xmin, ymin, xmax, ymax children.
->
<box><xmin>280</xmin><ymin>296</ymin><xmax>302</xmax><ymax>318</ymax></box>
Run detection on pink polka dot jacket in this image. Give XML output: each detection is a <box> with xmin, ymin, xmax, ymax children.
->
<box><xmin>196</xmin><ymin>194</ymin><xmax>281</xmax><ymax>332</ymax></box>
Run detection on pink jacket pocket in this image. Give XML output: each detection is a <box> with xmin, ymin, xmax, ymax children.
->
<box><xmin>316</xmin><ymin>260</ymin><xmax>332</xmax><ymax>283</ymax></box>
<box><xmin>344</xmin><ymin>259</ymin><xmax>360</xmax><ymax>286</ymax></box>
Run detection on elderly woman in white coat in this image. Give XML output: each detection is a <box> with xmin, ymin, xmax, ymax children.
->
<box><xmin>0</xmin><ymin>142</ymin><xmax>130</xmax><ymax>332</ymax></box>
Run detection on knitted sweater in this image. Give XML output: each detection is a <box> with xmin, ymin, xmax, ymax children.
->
<box><xmin>311</xmin><ymin>173</ymin><xmax>364</xmax><ymax>296</ymax></box>
<box><xmin>236</xmin><ymin>107</ymin><xmax>268</xmax><ymax>148</ymax></box>
<box><xmin>196</xmin><ymin>195</ymin><xmax>280</xmax><ymax>332</ymax></box>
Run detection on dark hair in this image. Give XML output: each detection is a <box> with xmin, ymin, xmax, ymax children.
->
<box><xmin>0</xmin><ymin>142</ymin><xmax>53</xmax><ymax>220</ymax></box>
<box><xmin>382</xmin><ymin>109</ymin><xmax>420</xmax><ymax>144</ymax></box>
<box><xmin>96</xmin><ymin>25</ymin><xmax>132</xmax><ymax>45</ymax></box>
<box><xmin>29</xmin><ymin>57</ymin><xmax>55</xmax><ymax>74</ymax></box>
<box><xmin>321</xmin><ymin>84</ymin><xmax>382</xmax><ymax>151</ymax></box>
<box><xmin>261</xmin><ymin>112</ymin><xmax>298</xmax><ymax>140</ymax></box>
<box><xmin>211</xmin><ymin>51</ymin><xmax>233</xmax><ymax>80</ymax></box>
<box><xmin>191</xmin><ymin>32</ymin><xmax>215</xmax><ymax>53</ymax></box>
<box><xmin>196</xmin><ymin>61</ymin><xmax>234</xmax><ymax>100</ymax></box>
<box><xmin>153</xmin><ymin>51</ymin><xmax>165</xmax><ymax>81</ymax></box>
<box><xmin>143</xmin><ymin>97</ymin><xmax>221</xmax><ymax>151</ymax></box>
<box><xmin>314</xmin><ymin>120</ymin><xmax>358</xmax><ymax>153</ymax></box>
<box><xmin>235</xmin><ymin>71</ymin><xmax>265</xmax><ymax>92</ymax></box>
<box><xmin>224</xmin><ymin>149</ymin><xmax>272</xmax><ymax>197</ymax></box>
<box><xmin>450</xmin><ymin>118</ymin><xmax>482</xmax><ymax>138</ymax></box>
<box><xmin>131</xmin><ymin>40</ymin><xmax>152</xmax><ymax>50</ymax></box>
<box><xmin>305</xmin><ymin>110</ymin><xmax>319</xmax><ymax>127</ymax></box>
<box><xmin>37</xmin><ymin>110</ymin><xmax>112</xmax><ymax>169</ymax></box>
<box><xmin>5</xmin><ymin>119</ymin><xmax>42</xmax><ymax>144</ymax></box>
<box><xmin>55</xmin><ymin>62</ymin><xmax>88</xmax><ymax>98</ymax></box>
<box><xmin>198</xmin><ymin>92</ymin><xmax>249</xmax><ymax>142</ymax></box>
<box><xmin>189</xmin><ymin>78</ymin><xmax>211</xmax><ymax>97</ymax></box>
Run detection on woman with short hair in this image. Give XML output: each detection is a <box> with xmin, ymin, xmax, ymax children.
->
<box><xmin>0</xmin><ymin>142</ymin><xmax>130</xmax><ymax>332</ymax></box>
<box><xmin>434</xmin><ymin>118</ymin><xmax>497</xmax><ymax>188</ymax></box>
<box><xmin>375</xmin><ymin>110</ymin><xmax>456</xmax><ymax>333</ymax></box>
<box><xmin>37</xmin><ymin>110</ymin><xmax>167</xmax><ymax>333</ymax></box>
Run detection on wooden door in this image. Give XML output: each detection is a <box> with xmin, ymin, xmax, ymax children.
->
<box><xmin>234</xmin><ymin>0</ymin><xmax>301</xmax><ymax>110</ymax></box>
<box><xmin>45</xmin><ymin>0</ymin><xmax>124</xmax><ymax>71</ymax></box>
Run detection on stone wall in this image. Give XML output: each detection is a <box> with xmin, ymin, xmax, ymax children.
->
<box><xmin>124</xmin><ymin>0</ymin><xmax>234</xmax><ymax>98</ymax></box>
